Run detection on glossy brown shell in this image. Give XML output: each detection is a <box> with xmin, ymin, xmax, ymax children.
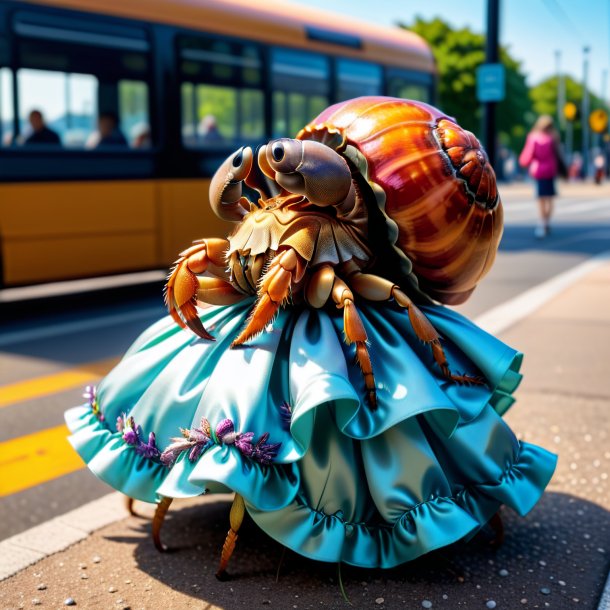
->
<box><xmin>297</xmin><ymin>96</ymin><xmax>503</xmax><ymax>304</ymax></box>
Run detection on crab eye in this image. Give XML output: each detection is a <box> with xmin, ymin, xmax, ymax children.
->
<box><xmin>232</xmin><ymin>147</ymin><xmax>244</xmax><ymax>168</ymax></box>
<box><xmin>271</xmin><ymin>142</ymin><xmax>285</xmax><ymax>162</ymax></box>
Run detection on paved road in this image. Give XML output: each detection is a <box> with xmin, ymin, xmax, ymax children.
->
<box><xmin>0</xmin><ymin>180</ymin><xmax>609</xmax><ymax>541</ymax></box>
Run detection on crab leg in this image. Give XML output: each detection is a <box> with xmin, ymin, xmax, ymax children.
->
<box><xmin>165</xmin><ymin>238</ymin><xmax>247</xmax><ymax>339</ymax></box>
<box><xmin>348</xmin><ymin>271</ymin><xmax>484</xmax><ymax>385</ymax></box>
<box><xmin>332</xmin><ymin>275</ymin><xmax>377</xmax><ymax>410</ymax></box>
<box><xmin>152</xmin><ymin>496</ymin><xmax>173</xmax><ymax>552</ymax></box>
<box><xmin>231</xmin><ymin>248</ymin><xmax>306</xmax><ymax>347</ymax></box>
<box><xmin>125</xmin><ymin>496</ymin><xmax>137</xmax><ymax>516</ymax></box>
<box><xmin>216</xmin><ymin>493</ymin><xmax>246</xmax><ymax>580</ymax></box>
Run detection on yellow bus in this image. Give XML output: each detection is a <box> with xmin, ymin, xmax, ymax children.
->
<box><xmin>0</xmin><ymin>0</ymin><xmax>436</xmax><ymax>286</ymax></box>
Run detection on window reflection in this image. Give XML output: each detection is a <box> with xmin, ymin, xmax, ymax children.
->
<box><xmin>337</xmin><ymin>59</ymin><xmax>382</xmax><ymax>101</ymax></box>
<box><xmin>180</xmin><ymin>37</ymin><xmax>264</xmax><ymax>149</ymax></box>
<box><xmin>271</xmin><ymin>48</ymin><xmax>329</xmax><ymax>137</ymax></box>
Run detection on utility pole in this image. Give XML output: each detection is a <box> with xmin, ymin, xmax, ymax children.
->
<box><xmin>483</xmin><ymin>0</ymin><xmax>500</xmax><ymax>169</ymax></box>
<box><xmin>555</xmin><ymin>50</ymin><xmax>566</xmax><ymax>131</ymax></box>
<box><xmin>582</xmin><ymin>46</ymin><xmax>591</xmax><ymax>177</ymax></box>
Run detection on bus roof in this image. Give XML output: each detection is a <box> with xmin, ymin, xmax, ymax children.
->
<box><xmin>24</xmin><ymin>0</ymin><xmax>436</xmax><ymax>73</ymax></box>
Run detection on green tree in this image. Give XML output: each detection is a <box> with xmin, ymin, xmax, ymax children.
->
<box><xmin>403</xmin><ymin>17</ymin><xmax>532</xmax><ymax>153</ymax></box>
<box><xmin>530</xmin><ymin>76</ymin><xmax>606</xmax><ymax>151</ymax></box>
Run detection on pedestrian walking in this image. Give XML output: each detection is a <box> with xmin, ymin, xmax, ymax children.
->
<box><xmin>519</xmin><ymin>115</ymin><xmax>564</xmax><ymax>238</ymax></box>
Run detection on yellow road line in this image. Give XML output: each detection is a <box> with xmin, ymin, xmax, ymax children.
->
<box><xmin>0</xmin><ymin>358</ymin><xmax>119</xmax><ymax>408</ymax></box>
<box><xmin>0</xmin><ymin>424</ymin><xmax>84</xmax><ymax>496</ymax></box>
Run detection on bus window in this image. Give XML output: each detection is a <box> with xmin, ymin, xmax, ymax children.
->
<box><xmin>16</xmin><ymin>69</ymin><xmax>98</xmax><ymax>147</ymax></box>
<box><xmin>386</xmin><ymin>69</ymin><xmax>432</xmax><ymax>103</ymax></box>
<box><xmin>336</xmin><ymin>59</ymin><xmax>382</xmax><ymax>101</ymax></box>
<box><xmin>119</xmin><ymin>79</ymin><xmax>151</xmax><ymax>148</ymax></box>
<box><xmin>13</xmin><ymin>15</ymin><xmax>153</xmax><ymax>150</ymax></box>
<box><xmin>179</xmin><ymin>37</ymin><xmax>264</xmax><ymax>148</ymax></box>
<box><xmin>271</xmin><ymin>48</ymin><xmax>329</xmax><ymax>138</ymax></box>
<box><xmin>0</xmin><ymin>67</ymin><xmax>13</xmax><ymax>147</ymax></box>
<box><xmin>17</xmin><ymin>69</ymin><xmax>65</xmax><ymax>146</ymax></box>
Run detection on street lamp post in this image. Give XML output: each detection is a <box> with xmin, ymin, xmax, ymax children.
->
<box><xmin>483</xmin><ymin>0</ymin><xmax>500</xmax><ymax>169</ymax></box>
<box><xmin>582</xmin><ymin>46</ymin><xmax>591</xmax><ymax>178</ymax></box>
<box><xmin>556</xmin><ymin>50</ymin><xmax>566</xmax><ymax>131</ymax></box>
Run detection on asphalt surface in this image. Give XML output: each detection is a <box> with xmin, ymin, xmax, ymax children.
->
<box><xmin>0</xmin><ymin>179</ymin><xmax>609</xmax><ymax>608</ymax></box>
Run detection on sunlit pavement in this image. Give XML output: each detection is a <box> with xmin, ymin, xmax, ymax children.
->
<box><xmin>0</xmin><ymin>180</ymin><xmax>609</xmax><ymax>608</ymax></box>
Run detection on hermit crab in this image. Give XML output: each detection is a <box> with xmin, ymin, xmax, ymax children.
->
<box><xmin>165</xmin><ymin>96</ymin><xmax>502</xmax><ymax>409</ymax></box>
<box><xmin>143</xmin><ymin>97</ymin><xmax>505</xmax><ymax>577</ymax></box>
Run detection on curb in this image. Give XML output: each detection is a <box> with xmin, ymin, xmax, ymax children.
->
<box><xmin>1</xmin><ymin>251</ymin><xmax>609</xmax><ymax>582</ymax></box>
<box><xmin>0</xmin><ymin>493</ymin><xmax>128</xmax><ymax>581</ymax></box>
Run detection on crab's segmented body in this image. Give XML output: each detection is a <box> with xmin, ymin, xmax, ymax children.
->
<box><xmin>166</xmin><ymin>97</ymin><xmax>500</xmax><ymax>414</ymax></box>
<box><xmin>158</xmin><ymin>96</ymin><xmax>508</xmax><ymax>574</ymax></box>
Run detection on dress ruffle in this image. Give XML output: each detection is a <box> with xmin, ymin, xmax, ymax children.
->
<box><xmin>65</xmin><ymin>300</ymin><xmax>556</xmax><ymax>568</ymax></box>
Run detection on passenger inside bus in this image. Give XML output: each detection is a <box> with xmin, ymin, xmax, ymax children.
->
<box><xmin>22</xmin><ymin>110</ymin><xmax>61</xmax><ymax>146</ymax></box>
<box><xmin>94</xmin><ymin>112</ymin><xmax>128</xmax><ymax>148</ymax></box>
<box><xmin>131</xmin><ymin>123</ymin><xmax>152</xmax><ymax>149</ymax></box>
<box><xmin>197</xmin><ymin>114</ymin><xmax>223</xmax><ymax>145</ymax></box>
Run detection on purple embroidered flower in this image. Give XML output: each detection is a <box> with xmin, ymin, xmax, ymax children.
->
<box><xmin>83</xmin><ymin>385</ymin><xmax>96</xmax><ymax>403</ymax></box>
<box><xmin>278</xmin><ymin>401</ymin><xmax>292</xmax><ymax>431</ymax></box>
<box><xmin>84</xmin><ymin>385</ymin><xmax>104</xmax><ymax>422</ymax></box>
<box><xmin>160</xmin><ymin>420</ymin><xmax>213</xmax><ymax>468</ymax></box>
<box><xmin>160</xmin><ymin>439</ymin><xmax>190</xmax><ymax>467</ymax></box>
<box><xmin>161</xmin><ymin>416</ymin><xmax>281</xmax><ymax>468</ymax></box>
<box><xmin>215</xmin><ymin>419</ymin><xmax>235</xmax><ymax>444</ymax></box>
<box><xmin>134</xmin><ymin>431</ymin><xmax>160</xmax><ymax>459</ymax></box>
<box><xmin>234</xmin><ymin>432</ymin><xmax>255</xmax><ymax>457</ymax></box>
<box><xmin>251</xmin><ymin>433</ymin><xmax>282</xmax><ymax>465</ymax></box>
<box><xmin>120</xmin><ymin>415</ymin><xmax>139</xmax><ymax>446</ymax></box>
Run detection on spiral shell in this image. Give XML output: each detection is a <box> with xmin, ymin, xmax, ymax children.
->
<box><xmin>297</xmin><ymin>97</ymin><xmax>503</xmax><ymax>304</ymax></box>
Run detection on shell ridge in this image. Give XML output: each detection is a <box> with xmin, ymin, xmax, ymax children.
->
<box><xmin>300</xmin><ymin>96</ymin><xmax>502</xmax><ymax>304</ymax></box>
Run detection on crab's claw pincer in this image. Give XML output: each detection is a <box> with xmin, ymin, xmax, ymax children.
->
<box><xmin>164</xmin><ymin>244</ymin><xmax>215</xmax><ymax>341</ymax></box>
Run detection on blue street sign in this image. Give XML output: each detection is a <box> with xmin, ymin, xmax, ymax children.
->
<box><xmin>476</xmin><ymin>63</ymin><xmax>506</xmax><ymax>103</ymax></box>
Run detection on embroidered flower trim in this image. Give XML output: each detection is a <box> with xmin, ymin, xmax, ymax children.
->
<box><xmin>116</xmin><ymin>413</ymin><xmax>161</xmax><ymax>459</ymax></box>
<box><xmin>278</xmin><ymin>401</ymin><xmax>292</xmax><ymax>431</ymax></box>
<box><xmin>86</xmin><ymin>387</ymin><xmax>284</xmax><ymax>467</ymax></box>
<box><xmin>160</xmin><ymin>417</ymin><xmax>281</xmax><ymax>468</ymax></box>
<box><xmin>84</xmin><ymin>385</ymin><xmax>104</xmax><ymax>422</ymax></box>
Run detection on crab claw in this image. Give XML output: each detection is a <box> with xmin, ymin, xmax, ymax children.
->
<box><xmin>209</xmin><ymin>146</ymin><xmax>254</xmax><ymax>221</ymax></box>
<box><xmin>265</xmin><ymin>138</ymin><xmax>353</xmax><ymax>207</ymax></box>
<box><xmin>164</xmin><ymin>243</ymin><xmax>215</xmax><ymax>341</ymax></box>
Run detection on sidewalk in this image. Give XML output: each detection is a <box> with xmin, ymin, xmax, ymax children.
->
<box><xmin>1</xmin><ymin>262</ymin><xmax>609</xmax><ymax>610</ymax></box>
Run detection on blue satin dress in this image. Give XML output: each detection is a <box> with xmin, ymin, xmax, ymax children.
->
<box><xmin>65</xmin><ymin>299</ymin><xmax>557</xmax><ymax>568</ymax></box>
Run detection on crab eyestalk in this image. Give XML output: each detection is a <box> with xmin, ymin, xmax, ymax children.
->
<box><xmin>209</xmin><ymin>146</ymin><xmax>254</xmax><ymax>221</ymax></box>
<box><xmin>265</xmin><ymin>138</ymin><xmax>354</xmax><ymax>208</ymax></box>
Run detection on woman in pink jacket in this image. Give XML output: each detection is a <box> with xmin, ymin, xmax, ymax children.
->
<box><xmin>519</xmin><ymin>115</ymin><xmax>560</xmax><ymax>238</ymax></box>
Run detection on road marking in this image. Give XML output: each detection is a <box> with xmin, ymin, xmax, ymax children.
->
<box><xmin>0</xmin><ymin>306</ymin><xmax>163</xmax><ymax>347</ymax></box>
<box><xmin>556</xmin><ymin>199</ymin><xmax>610</xmax><ymax>215</ymax></box>
<box><xmin>0</xmin><ymin>358</ymin><xmax>119</xmax><ymax>409</ymax></box>
<box><xmin>504</xmin><ymin>198</ymin><xmax>608</xmax><ymax>219</ymax></box>
<box><xmin>0</xmin><ymin>424</ymin><xmax>85</xmax><ymax>497</ymax></box>
<box><xmin>475</xmin><ymin>250</ymin><xmax>610</xmax><ymax>335</ymax></box>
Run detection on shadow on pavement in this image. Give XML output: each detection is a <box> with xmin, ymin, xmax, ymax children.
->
<box><xmin>107</xmin><ymin>491</ymin><xmax>610</xmax><ymax>609</ymax></box>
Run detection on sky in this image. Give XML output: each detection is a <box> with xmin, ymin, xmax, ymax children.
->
<box><xmin>292</xmin><ymin>0</ymin><xmax>610</xmax><ymax>100</ymax></box>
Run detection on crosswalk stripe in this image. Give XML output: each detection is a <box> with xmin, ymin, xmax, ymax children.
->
<box><xmin>0</xmin><ymin>358</ymin><xmax>119</xmax><ymax>409</ymax></box>
<box><xmin>0</xmin><ymin>424</ymin><xmax>84</xmax><ymax>496</ymax></box>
